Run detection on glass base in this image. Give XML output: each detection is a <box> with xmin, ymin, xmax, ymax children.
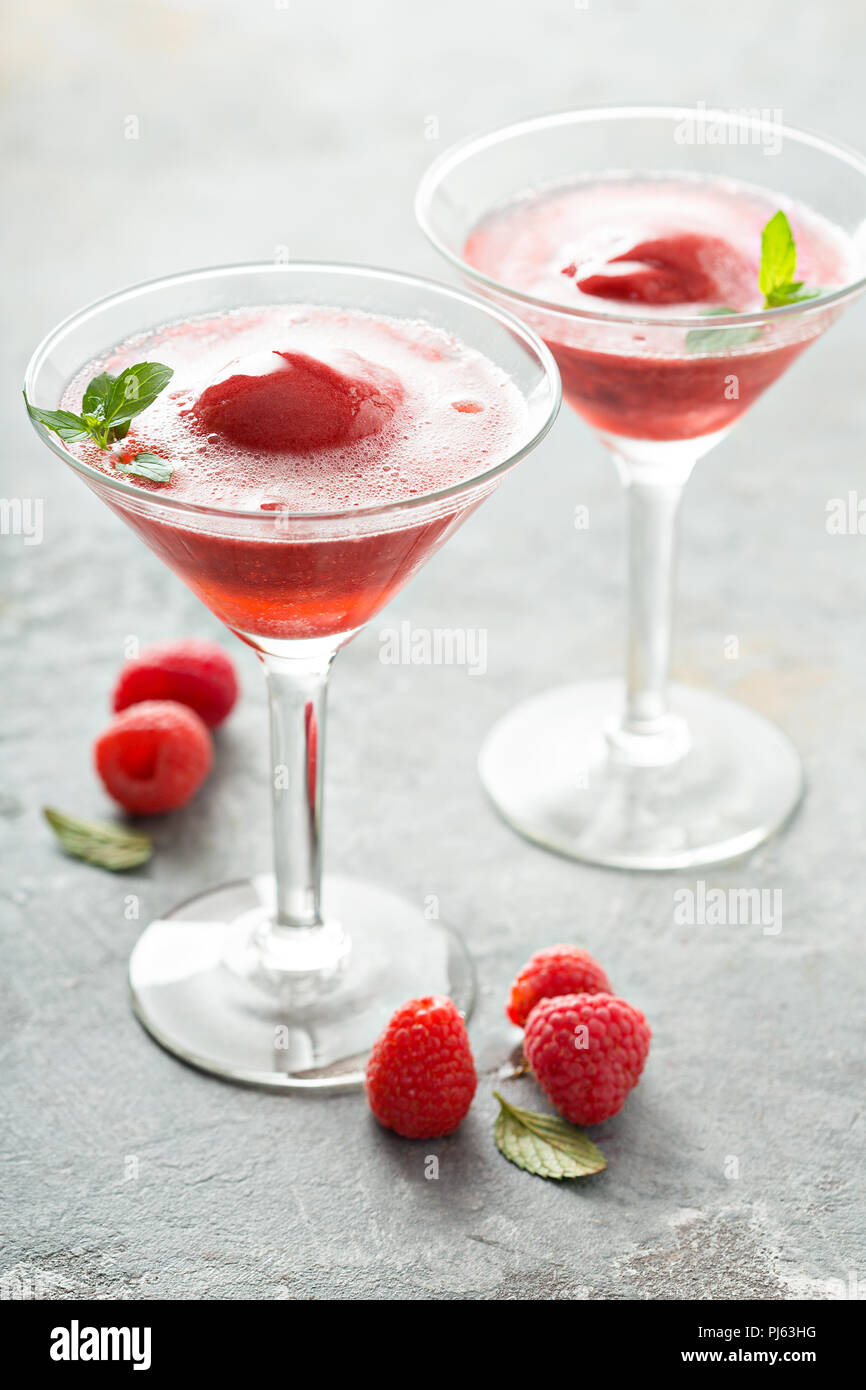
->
<box><xmin>129</xmin><ymin>874</ymin><xmax>475</xmax><ymax>1091</ymax></box>
<box><xmin>479</xmin><ymin>680</ymin><xmax>804</xmax><ymax>871</ymax></box>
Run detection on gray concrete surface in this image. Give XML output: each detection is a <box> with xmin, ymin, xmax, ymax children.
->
<box><xmin>2</xmin><ymin>0</ymin><xmax>865</xmax><ymax>1300</ymax></box>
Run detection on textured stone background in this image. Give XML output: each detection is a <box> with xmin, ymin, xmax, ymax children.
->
<box><xmin>2</xmin><ymin>0</ymin><xmax>865</xmax><ymax>1300</ymax></box>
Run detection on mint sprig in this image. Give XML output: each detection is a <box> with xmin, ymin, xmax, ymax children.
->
<box><xmin>24</xmin><ymin>360</ymin><xmax>174</xmax><ymax>483</ymax></box>
<box><xmin>44</xmin><ymin>806</ymin><xmax>153</xmax><ymax>872</ymax></box>
<box><xmin>493</xmin><ymin>1091</ymin><xmax>606</xmax><ymax>1180</ymax></box>
<box><xmin>687</xmin><ymin>210</ymin><xmax>820</xmax><ymax>354</ymax></box>
<box><xmin>759</xmin><ymin>210</ymin><xmax>820</xmax><ymax>308</ymax></box>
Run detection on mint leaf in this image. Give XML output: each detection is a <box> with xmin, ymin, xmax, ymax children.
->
<box><xmin>764</xmin><ymin>283</ymin><xmax>820</xmax><ymax>308</ymax></box>
<box><xmin>116</xmin><ymin>452</ymin><xmax>173</xmax><ymax>483</ymax></box>
<box><xmin>103</xmin><ymin>362</ymin><xmax>174</xmax><ymax>430</ymax></box>
<box><xmin>493</xmin><ymin>1091</ymin><xmax>606</xmax><ymax>1180</ymax></box>
<box><xmin>686</xmin><ymin>307</ymin><xmax>763</xmax><ymax>354</ymax></box>
<box><xmin>759</xmin><ymin>210</ymin><xmax>797</xmax><ymax>299</ymax></box>
<box><xmin>44</xmin><ymin>806</ymin><xmax>152</xmax><ymax>872</ymax></box>
<box><xmin>758</xmin><ymin>211</ymin><xmax>819</xmax><ymax>309</ymax></box>
<box><xmin>82</xmin><ymin>372</ymin><xmax>133</xmax><ymax>443</ymax></box>
<box><xmin>23</xmin><ymin>395</ymin><xmax>90</xmax><ymax>442</ymax></box>
<box><xmin>81</xmin><ymin>372</ymin><xmax>115</xmax><ymax>420</ymax></box>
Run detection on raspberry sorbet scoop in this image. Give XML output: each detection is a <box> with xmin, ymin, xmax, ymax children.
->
<box><xmin>365</xmin><ymin>995</ymin><xmax>477</xmax><ymax>1139</ymax></box>
<box><xmin>194</xmin><ymin>348</ymin><xmax>403</xmax><ymax>452</ymax></box>
<box><xmin>572</xmin><ymin>233</ymin><xmax>726</xmax><ymax>304</ymax></box>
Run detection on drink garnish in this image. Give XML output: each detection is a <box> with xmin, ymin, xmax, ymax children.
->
<box><xmin>685</xmin><ymin>308</ymin><xmax>763</xmax><ymax>353</ymax></box>
<box><xmin>44</xmin><ymin>806</ymin><xmax>153</xmax><ymax>871</ymax></box>
<box><xmin>686</xmin><ymin>210</ymin><xmax>820</xmax><ymax>352</ymax></box>
<box><xmin>759</xmin><ymin>210</ymin><xmax>820</xmax><ymax>307</ymax></box>
<box><xmin>24</xmin><ymin>361</ymin><xmax>174</xmax><ymax>482</ymax></box>
<box><xmin>115</xmin><ymin>452</ymin><xmax>173</xmax><ymax>482</ymax></box>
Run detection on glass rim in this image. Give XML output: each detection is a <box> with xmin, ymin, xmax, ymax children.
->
<box><xmin>415</xmin><ymin>103</ymin><xmax>866</xmax><ymax>330</ymax></box>
<box><xmin>23</xmin><ymin>260</ymin><xmax>562</xmax><ymax>524</ymax></box>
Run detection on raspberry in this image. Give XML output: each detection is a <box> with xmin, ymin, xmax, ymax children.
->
<box><xmin>112</xmin><ymin>639</ymin><xmax>238</xmax><ymax>728</ymax></box>
<box><xmin>365</xmin><ymin>995</ymin><xmax>477</xmax><ymax>1139</ymax></box>
<box><xmin>506</xmin><ymin>944</ymin><xmax>611</xmax><ymax>1026</ymax></box>
<box><xmin>523</xmin><ymin>993</ymin><xmax>651</xmax><ymax>1126</ymax></box>
<box><xmin>94</xmin><ymin>701</ymin><xmax>213</xmax><ymax>815</ymax></box>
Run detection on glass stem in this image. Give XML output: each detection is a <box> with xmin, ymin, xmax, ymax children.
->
<box><xmin>624</xmin><ymin>476</ymin><xmax>682</xmax><ymax>729</ymax></box>
<box><xmin>612</xmin><ymin>457</ymin><xmax>694</xmax><ymax>758</ymax></box>
<box><xmin>261</xmin><ymin>646</ymin><xmax>337</xmax><ymax>929</ymax></box>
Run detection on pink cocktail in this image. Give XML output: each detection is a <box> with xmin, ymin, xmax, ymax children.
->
<box><xmin>418</xmin><ymin>108</ymin><xmax>866</xmax><ymax>869</ymax></box>
<box><xmin>63</xmin><ymin>304</ymin><xmax>525</xmax><ymax>642</ymax></box>
<box><xmin>464</xmin><ymin>175</ymin><xmax>855</xmax><ymax>445</ymax></box>
<box><xmin>26</xmin><ymin>264</ymin><xmax>560</xmax><ymax>1089</ymax></box>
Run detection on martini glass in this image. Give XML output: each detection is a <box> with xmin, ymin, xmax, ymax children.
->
<box><xmin>417</xmin><ymin>107</ymin><xmax>866</xmax><ymax>869</ymax></box>
<box><xmin>25</xmin><ymin>263</ymin><xmax>560</xmax><ymax>1089</ymax></box>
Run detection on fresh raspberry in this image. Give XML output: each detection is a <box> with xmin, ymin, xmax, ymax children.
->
<box><xmin>506</xmin><ymin>944</ymin><xmax>612</xmax><ymax>1026</ymax></box>
<box><xmin>112</xmin><ymin>639</ymin><xmax>238</xmax><ymax>728</ymax></box>
<box><xmin>523</xmin><ymin>993</ymin><xmax>651</xmax><ymax>1126</ymax></box>
<box><xmin>94</xmin><ymin>701</ymin><xmax>213</xmax><ymax>815</ymax></box>
<box><xmin>365</xmin><ymin>995</ymin><xmax>477</xmax><ymax>1139</ymax></box>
